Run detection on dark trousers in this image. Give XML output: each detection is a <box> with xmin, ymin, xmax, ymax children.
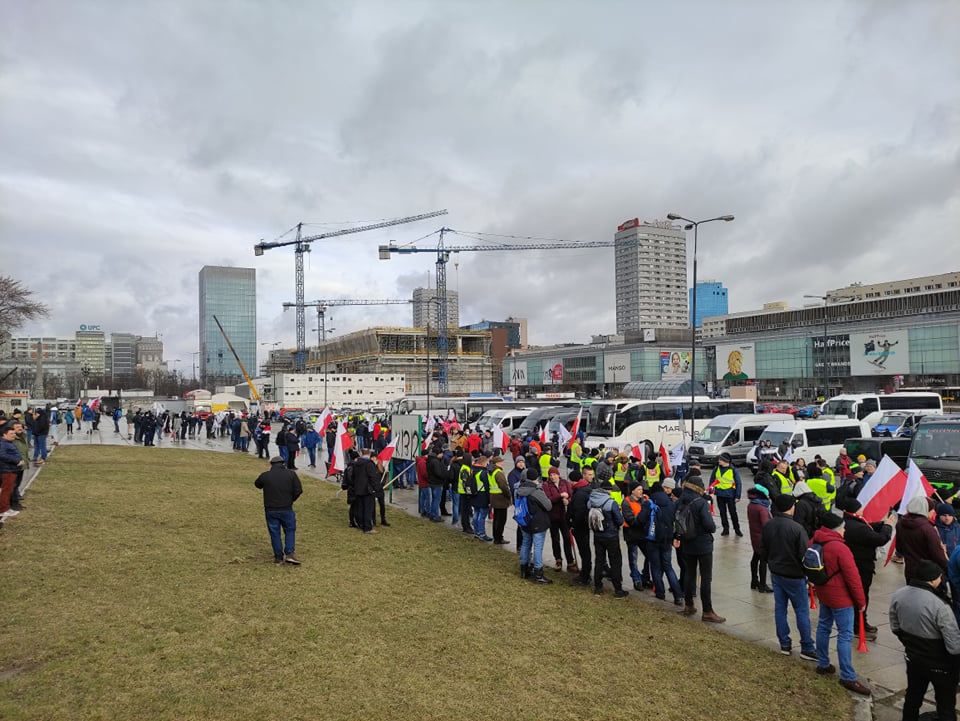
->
<box><xmin>716</xmin><ymin>496</ymin><xmax>740</xmax><ymax>533</ymax></box>
<box><xmin>459</xmin><ymin>495</ymin><xmax>474</xmax><ymax>534</ymax></box>
<box><xmin>356</xmin><ymin>495</ymin><xmax>375</xmax><ymax>532</ymax></box>
<box><xmin>440</xmin><ymin>481</ymin><xmax>451</xmax><ymax>514</ymax></box>
<box><xmin>682</xmin><ymin>552</ymin><xmax>714</xmax><ymax>612</ymax></box>
<box><xmin>750</xmin><ymin>550</ymin><xmax>769</xmax><ymax>586</ymax></box>
<box><xmin>903</xmin><ymin>660</ymin><xmax>958</xmax><ymax>721</ymax></box>
<box><xmin>377</xmin><ymin>494</ymin><xmax>386</xmax><ymax>523</ymax></box>
<box><xmin>549</xmin><ymin>517</ymin><xmax>574</xmax><ymax>565</ymax></box>
<box><xmin>571</xmin><ymin>526</ymin><xmax>592</xmax><ymax>582</ymax></box>
<box><xmin>286</xmin><ymin>450</ymin><xmax>297</xmax><ymax>469</ymax></box>
<box><xmin>594</xmin><ymin>534</ymin><xmax>623</xmax><ymax>591</ymax></box>
<box><xmin>492</xmin><ymin>507</ymin><xmax>507</xmax><ymax>543</ymax></box>
<box><xmin>860</xmin><ymin>569</ymin><xmax>875</xmax><ymax>622</ymax></box>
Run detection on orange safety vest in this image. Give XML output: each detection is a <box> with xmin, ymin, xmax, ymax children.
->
<box><xmin>623</xmin><ymin>496</ymin><xmax>642</xmax><ymax>528</ymax></box>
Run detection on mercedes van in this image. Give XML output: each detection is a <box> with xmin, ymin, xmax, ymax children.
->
<box><xmin>756</xmin><ymin>418</ymin><xmax>872</xmax><ymax>464</ymax></box>
<box><xmin>688</xmin><ymin>413</ymin><xmax>794</xmax><ymax>466</ymax></box>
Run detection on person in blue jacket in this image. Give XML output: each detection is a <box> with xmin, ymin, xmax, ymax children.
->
<box><xmin>300</xmin><ymin>427</ymin><xmax>321</xmax><ymax>468</ymax></box>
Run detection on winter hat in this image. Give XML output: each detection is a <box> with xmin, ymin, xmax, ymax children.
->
<box><xmin>628</xmin><ymin>479</ymin><xmax>642</xmax><ymax>492</ymax></box>
<box><xmin>916</xmin><ymin>560</ymin><xmax>943</xmax><ymax>583</ymax></box>
<box><xmin>906</xmin><ymin>495</ymin><xmax>930</xmax><ymax>516</ymax></box>
<box><xmin>749</xmin><ymin>485</ymin><xmax>769</xmax><ymax>498</ymax></box>
<box><xmin>773</xmin><ymin>495</ymin><xmax>796</xmax><ymax>513</ymax></box>
<box><xmin>662</xmin><ymin>478</ymin><xmax>676</xmax><ymax>490</ymax></box>
<box><xmin>548</xmin><ymin>466</ymin><xmax>561</xmax><ymax>476</ymax></box>
<box><xmin>269</xmin><ymin>456</ymin><xmax>285</xmax><ymax>464</ymax></box>
<box><xmin>719</xmin><ymin>452</ymin><xmax>732</xmax><ymax>463</ymax></box>
<box><xmin>820</xmin><ymin>513</ymin><xmax>844</xmax><ymax>530</ymax></box>
<box><xmin>686</xmin><ymin>467</ymin><xmax>702</xmax><ymax>479</ymax></box>
<box><xmin>526</xmin><ymin>467</ymin><xmax>540</xmax><ymax>481</ymax></box>
<box><xmin>569</xmin><ymin>469</ymin><xmax>582</xmax><ymax>483</ymax></box>
<box><xmin>792</xmin><ymin>481</ymin><xmax>813</xmax><ymax>497</ymax></box>
<box><xmin>838</xmin><ymin>497</ymin><xmax>862</xmax><ymax>514</ymax></box>
<box><xmin>936</xmin><ymin>503</ymin><xmax>955</xmax><ymax>518</ymax></box>
<box><xmin>684</xmin><ymin>475</ymin><xmax>705</xmax><ymax>491</ymax></box>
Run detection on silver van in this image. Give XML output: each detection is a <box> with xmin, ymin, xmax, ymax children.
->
<box><xmin>689</xmin><ymin>413</ymin><xmax>794</xmax><ymax>466</ymax></box>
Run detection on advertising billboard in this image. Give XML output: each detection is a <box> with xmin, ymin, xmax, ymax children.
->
<box><xmin>540</xmin><ymin>359</ymin><xmax>563</xmax><ymax>386</ymax></box>
<box><xmin>716</xmin><ymin>342</ymin><xmax>756</xmax><ymax>381</ymax></box>
<box><xmin>603</xmin><ymin>353</ymin><xmax>631</xmax><ymax>383</ymax></box>
<box><xmin>660</xmin><ymin>349</ymin><xmax>692</xmax><ymax>380</ymax></box>
<box><xmin>508</xmin><ymin>361</ymin><xmax>528</xmax><ymax>387</ymax></box>
<box><xmin>849</xmin><ymin>330</ymin><xmax>910</xmax><ymax>376</ymax></box>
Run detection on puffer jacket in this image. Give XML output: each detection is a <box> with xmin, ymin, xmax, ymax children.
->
<box><xmin>542</xmin><ymin>477</ymin><xmax>573</xmax><ymax>522</ymax></box>
<box><xmin>810</xmin><ymin>527</ymin><xmax>866</xmax><ymax>610</ymax></box>
<box><xmin>890</xmin><ymin>580</ymin><xmax>960</xmax><ymax>669</ymax></box>
<box><xmin>516</xmin><ymin>480</ymin><xmax>552</xmax><ymax>534</ymax></box>
<box><xmin>588</xmin><ymin>487</ymin><xmax>623</xmax><ymax>540</ymax></box>
<box><xmin>747</xmin><ymin>492</ymin><xmax>772</xmax><ymax>552</ymax></box>
<box><xmin>842</xmin><ymin>514</ymin><xmax>893</xmax><ymax>578</ymax></box>
<box><xmin>897</xmin><ymin>512</ymin><xmax>948</xmax><ymax>582</ymax></box>
<box><xmin>676</xmin><ymin>485</ymin><xmax>715</xmax><ymax>556</ymax></box>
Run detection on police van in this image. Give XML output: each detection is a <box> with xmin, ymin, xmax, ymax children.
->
<box><xmin>688</xmin><ymin>413</ymin><xmax>794</xmax><ymax>466</ymax></box>
<box><xmin>756</xmin><ymin>418</ymin><xmax>872</xmax><ymax>465</ymax></box>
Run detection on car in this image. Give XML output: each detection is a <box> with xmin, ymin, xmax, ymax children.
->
<box><xmin>872</xmin><ymin>412</ymin><xmax>925</xmax><ymax>438</ymax></box>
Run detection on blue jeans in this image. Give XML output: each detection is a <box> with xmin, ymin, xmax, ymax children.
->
<box><xmin>817</xmin><ymin>604</ymin><xmax>856</xmax><ymax>681</ymax></box>
<box><xmin>418</xmin><ymin>487</ymin><xmax>431</xmax><ymax>515</ymax></box>
<box><xmin>279</xmin><ymin>446</ymin><xmax>288</xmax><ymax>463</ymax></box>
<box><xmin>520</xmin><ymin>530</ymin><xmax>547</xmax><ymax>570</ymax></box>
<box><xmin>33</xmin><ymin>434</ymin><xmax>48</xmax><ymax>461</ymax></box>
<box><xmin>451</xmin><ymin>492</ymin><xmax>460</xmax><ymax>524</ymax></box>
<box><xmin>265</xmin><ymin>509</ymin><xmax>296</xmax><ymax>558</ymax></box>
<box><xmin>306</xmin><ymin>447</ymin><xmax>316</xmax><ymax>466</ymax></box>
<box><xmin>473</xmin><ymin>505</ymin><xmax>489</xmax><ymax>537</ymax></box>
<box><xmin>429</xmin><ymin>484</ymin><xmax>442</xmax><ymax>519</ymax></box>
<box><xmin>771</xmin><ymin>574</ymin><xmax>815</xmax><ymax>653</ymax></box>
<box><xmin>626</xmin><ymin>541</ymin><xmax>642</xmax><ymax>584</ymax></box>
<box><xmin>649</xmin><ymin>542</ymin><xmax>683</xmax><ymax>600</ymax></box>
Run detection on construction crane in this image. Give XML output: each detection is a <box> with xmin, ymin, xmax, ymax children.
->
<box><xmin>281</xmin><ymin>299</ymin><xmax>412</xmax><ymax>406</ymax></box>
<box><xmin>379</xmin><ymin>228</ymin><xmax>620</xmax><ymax>395</ymax></box>
<box><xmin>212</xmin><ymin>314</ymin><xmax>261</xmax><ymax>403</ymax></box>
<box><xmin>255</xmin><ymin>210</ymin><xmax>448</xmax><ymax>371</ymax></box>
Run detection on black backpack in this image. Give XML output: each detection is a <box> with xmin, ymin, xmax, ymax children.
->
<box><xmin>674</xmin><ymin>499</ymin><xmax>700</xmax><ymax>541</ymax></box>
<box><xmin>341</xmin><ymin>462</ymin><xmax>355</xmax><ymax>491</ymax></box>
<box><xmin>803</xmin><ymin>540</ymin><xmax>837</xmax><ymax>585</ymax></box>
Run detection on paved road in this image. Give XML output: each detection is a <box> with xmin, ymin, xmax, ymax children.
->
<box><xmin>37</xmin><ymin>424</ymin><xmax>936</xmax><ymax>719</ymax></box>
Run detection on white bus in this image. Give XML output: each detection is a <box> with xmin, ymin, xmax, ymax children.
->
<box><xmin>386</xmin><ymin>395</ymin><xmax>516</xmax><ymax>423</ymax></box>
<box><xmin>821</xmin><ymin>392</ymin><xmax>943</xmax><ymax>428</ymax></box>
<box><xmin>584</xmin><ymin>396</ymin><xmax>756</xmax><ymax>456</ymax></box>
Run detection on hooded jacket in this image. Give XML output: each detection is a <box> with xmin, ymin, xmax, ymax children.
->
<box><xmin>889</xmin><ymin>580</ymin><xmax>960</xmax><ymax>669</ymax></box>
<box><xmin>588</xmin><ymin>486</ymin><xmax>624</xmax><ymax>540</ymax></box>
<box><xmin>936</xmin><ymin>518</ymin><xmax>960</xmax><ymax>557</ymax></box>
<box><xmin>566</xmin><ymin>479</ymin><xmax>592</xmax><ymax>530</ymax></box>
<box><xmin>792</xmin><ymin>485</ymin><xmax>824</xmax><ymax>537</ymax></box>
<box><xmin>542</xmin><ymin>477</ymin><xmax>573</xmax><ymax>522</ymax></box>
<box><xmin>516</xmin><ymin>480</ymin><xmax>552</xmax><ymax>534</ymax></box>
<box><xmin>746</xmin><ymin>489</ymin><xmax>772</xmax><ymax>552</ymax></box>
<box><xmin>641</xmin><ymin>488</ymin><xmax>677</xmax><ymax>546</ymax></box>
<box><xmin>676</xmin><ymin>485</ymin><xmax>715</xmax><ymax>555</ymax></box>
<box><xmin>810</xmin><ymin>527</ymin><xmax>866</xmax><ymax>609</ymax></box>
<box><xmin>760</xmin><ymin>513</ymin><xmax>808</xmax><ymax>578</ymax></box>
<box><xmin>897</xmin><ymin>508</ymin><xmax>948</xmax><ymax>582</ymax></box>
<box><xmin>842</xmin><ymin>514</ymin><xmax>893</xmax><ymax>577</ymax></box>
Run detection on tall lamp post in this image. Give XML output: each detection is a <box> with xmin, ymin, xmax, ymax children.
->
<box><xmin>666</xmin><ymin>212</ymin><xmax>735</xmax><ymax>442</ymax></box>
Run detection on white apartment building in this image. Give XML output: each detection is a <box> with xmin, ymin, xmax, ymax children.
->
<box><xmin>253</xmin><ymin>372</ymin><xmax>406</xmax><ymax>410</ymax></box>
<box><xmin>826</xmin><ymin>271</ymin><xmax>960</xmax><ymax>304</ymax></box>
<box><xmin>614</xmin><ymin>218</ymin><xmax>688</xmax><ymax>333</ymax></box>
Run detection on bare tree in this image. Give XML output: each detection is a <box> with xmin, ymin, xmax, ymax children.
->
<box><xmin>0</xmin><ymin>276</ymin><xmax>49</xmax><ymax>334</ymax></box>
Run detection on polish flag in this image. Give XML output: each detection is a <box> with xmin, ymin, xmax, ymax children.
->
<box><xmin>373</xmin><ymin>422</ymin><xmax>381</xmax><ymax>440</ymax></box>
<box><xmin>492</xmin><ymin>424</ymin><xmax>509</xmax><ymax>452</ymax></box>
<box><xmin>567</xmin><ymin>408</ymin><xmax>582</xmax><ymax>447</ymax></box>
<box><xmin>897</xmin><ymin>459</ymin><xmax>936</xmax><ymax>516</ymax></box>
<box><xmin>539</xmin><ymin>424</ymin><xmax>548</xmax><ymax>445</ymax></box>
<box><xmin>328</xmin><ymin>423</ymin><xmax>352</xmax><ymax>475</ymax></box>
<box><xmin>378</xmin><ymin>437</ymin><xmax>397</xmax><ymax>464</ymax></box>
<box><xmin>89</xmin><ymin>398</ymin><xmax>101</xmax><ymax>412</ymax></box>
<box><xmin>314</xmin><ymin>407</ymin><xmax>333</xmax><ymax>435</ymax></box>
<box><xmin>856</xmin><ymin>455</ymin><xmax>908</xmax><ymax>524</ymax></box>
<box><xmin>659</xmin><ymin>442</ymin><xmax>671</xmax><ymax>478</ymax></box>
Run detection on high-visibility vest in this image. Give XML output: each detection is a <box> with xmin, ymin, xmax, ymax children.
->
<box><xmin>613</xmin><ymin>461</ymin><xmax>627</xmax><ymax>484</ymax></box>
<box><xmin>772</xmin><ymin>470</ymin><xmax>793</xmax><ymax>494</ymax></box>
<box><xmin>821</xmin><ymin>467</ymin><xmax>836</xmax><ymax>487</ymax></box>
<box><xmin>457</xmin><ymin>465</ymin><xmax>472</xmax><ymax>494</ymax></box>
<box><xmin>645</xmin><ymin>464</ymin><xmax>661</xmax><ymax>484</ymax></box>
<box><xmin>539</xmin><ymin>453</ymin><xmax>552</xmax><ymax>479</ymax></box>
<box><xmin>474</xmin><ymin>467</ymin><xmax>490</xmax><ymax>493</ymax></box>
<box><xmin>712</xmin><ymin>466</ymin><xmax>736</xmax><ymax>491</ymax></box>
<box><xmin>489</xmin><ymin>467</ymin><xmax>505</xmax><ymax>495</ymax></box>
<box><xmin>807</xmin><ymin>475</ymin><xmax>836</xmax><ymax>511</ymax></box>
<box><xmin>582</xmin><ymin>456</ymin><xmax>597</xmax><ymax>470</ymax></box>
<box><xmin>570</xmin><ymin>442</ymin><xmax>583</xmax><ymax>468</ymax></box>
<box><xmin>623</xmin><ymin>496</ymin><xmax>641</xmax><ymax>528</ymax></box>
<box><xmin>605</xmin><ymin>479</ymin><xmax>624</xmax><ymax>507</ymax></box>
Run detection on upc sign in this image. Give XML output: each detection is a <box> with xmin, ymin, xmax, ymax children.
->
<box><xmin>79</xmin><ymin>324</ymin><xmax>101</xmax><ymax>331</ymax></box>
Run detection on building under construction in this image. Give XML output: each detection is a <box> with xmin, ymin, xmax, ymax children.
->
<box><xmin>306</xmin><ymin>326</ymin><xmax>495</xmax><ymax>395</ymax></box>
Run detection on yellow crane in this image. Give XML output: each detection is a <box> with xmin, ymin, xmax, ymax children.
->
<box><xmin>212</xmin><ymin>314</ymin><xmax>261</xmax><ymax>402</ymax></box>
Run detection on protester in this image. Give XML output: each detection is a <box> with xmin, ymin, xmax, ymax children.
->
<box><xmin>838</xmin><ymin>497</ymin><xmax>895</xmax><ymax>635</ymax></box>
<box><xmin>675</xmin><ymin>470</ymin><xmax>724</xmax><ymax>622</ymax></box>
<box><xmin>543</xmin><ymin>466</ymin><xmax>576</xmax><ymax>571</ymax></box>
<box><xmin>254</xmin><ymin>456</ymin><xmax>303</xmax><ymax>564</ymax></box>
<box><xmin>897</xmin><ymin>496</ymin><xmax>948</xmax><ymax>583</ymax></box>
<box><xmin>746</xmin><ymin>485</ymin><xmax>772</xmax><ymax>593</ymax></box>
<box><xmin>516</xmin><ymin>467</ymin><xmax>553</xmax><ymax>584</ymax></box>
<box><xmin>709</xmin><ymin>453</ymin><xmax>742</xmax><ymax>537</ymax></box>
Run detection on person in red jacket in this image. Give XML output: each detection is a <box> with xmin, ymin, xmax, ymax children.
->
<box><xmin>542</xmin><ymin>467</ymin><xmax>577</xmax><ymax>572</ymax></box>
<box><xmin>811</xmin><ymin>513</ymin><xmax>870</xmax><ymax>696</ymax></box>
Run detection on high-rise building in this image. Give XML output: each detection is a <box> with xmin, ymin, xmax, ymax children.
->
<box><xmin>75</xmin><ymin>328</ymin><xmax>106</xmax><ymax>375</ymax></box>
<box><xmin>136</xmin><ymin>336</ymin><xmax>165</xmax><ymax>373</ymax></box>
<box><xmin>412</xmin><ymin>287</ymin><xmax>459</xmax><ymax>328</ymax></box>
<box><xmin>614</xmin><ymin>218</ymin><xmax>688</xmax><ymax>333</ymax></box>
<box><xmin>199</xmin><ymin>266</ymin><xmax>256</xmax><ymax>388</ymax></box>
<box><xmin>108</xmin><ymin>332</ymin><xmax>138</xmax><ymax>380</ymax></box>
<box><xmin>689</xmin><ymin>280</ymin><xmax>729</xmax><ymax>328</ymax></box>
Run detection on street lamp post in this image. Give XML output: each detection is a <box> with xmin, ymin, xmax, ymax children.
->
<box><xmin>666</xmin><ymin>212</ymin><xmax>735</xmax><ymax>442</ymax></box>
<box><xmin>317</xmin><ymin>313</ymin><xmax>335</xmax><ymax>408</ymax></box>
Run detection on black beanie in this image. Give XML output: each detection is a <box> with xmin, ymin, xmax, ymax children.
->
<box><xmin>820</xmin><ymin>513</ymin><xmax>844</xmax><ymax>530</ymax></box>
<box><xmin>773</xmin><ymin>495</ymin><xmax>795</xmax><ymax>513</ymax></box>
<box><xmin>526</xmin><ymin>467</ymin><xmax>540</xmax><ymax>481</ymax></box>
<box><xmin>916</xmin><ymin>559</ymin><xmax>943</xmax><ymax>583</ymax></box>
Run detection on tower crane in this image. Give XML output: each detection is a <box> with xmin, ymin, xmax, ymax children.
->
<box><xmin>255</xmin><ymin>209</ymin><xmax>447</xmax><ymax>371</ymax></box>
<box><xmin>379</xmin><ymin>228</ymin><xmax>621</xmax><ymax>395</ymax></box>
<box><xmin>281</xmin><ymin>298</ymin><xmax>413</xmax><ymax>406</ymax></box>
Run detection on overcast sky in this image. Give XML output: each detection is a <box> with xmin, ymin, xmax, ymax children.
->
<box><xmin>2</xmin><ymin>1</ymin><xmax>958</xmax><ymax>375</ymax></box>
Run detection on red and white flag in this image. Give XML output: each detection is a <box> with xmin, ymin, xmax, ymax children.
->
<box><xmin>567</xmin><ymin>408</ymin><xmax>582</xmax><ymax>447</ymax></box>
<box><xmin>314</xmin><ymin>407</ymin><xmax>333</xmax><ymax>435</ymax></box>
<box><xmin>539</xmin><ymin>424</ymin><xmax>548</xmax><ymax>445</ymax></box>
<box><xmin>897</xmin><ymin>459</ymin><xmax>936</xmax><ymax>516</ymax></box>
<box><xmin>378</xmin><ymin>437</ymin><xmax>397</xmax><ymax>464</ymax></box>
<box><xmin>492</xmin><ymin>424</ymin><xmax>509</xmax><ymax>452</ymax></box>
<box><xmin>89</xmin><ymin>397</ymin><xmax>101</xmax><ymax>412</ymax></box>
<box><xmin>328</xmin><ymin>423</ymin><xmax>352</xmax><ymax>475</ymax></box>
<box><xmin>857</xmin><ymin>455</ymin><xmax>908</xmax><ymax>524</ymax></box>
<box><xmin>659</xmin><ymin>442</ymin><xmax>671</xmax><ymax>478</ymax></box>
<box><xmin>373</xmin><ymin>422</ymin><xmax>382</xmax><ymax>440</ymax></box>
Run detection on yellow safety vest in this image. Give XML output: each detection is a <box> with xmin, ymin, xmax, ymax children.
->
<box><xmin>489</xmin><ymin>468</ymin><xmax>505</xmax><ymax>495</ymax></box>
<box><xmin>539</xmin><ymin>453</ymin><xmax>552</xmax><ymax>479</ymax></box>
<box><xmin>605</xmin><ymin>479</ymin><xmax>624</xmax><ymax>507</ymax></box>
<box><xmin>474</xmin><ymin>467</ymin><xmax>490</xmax><ymax>493</ymax></box>
<box><xmin>807</xmin><ymin>475</ymin><xmax>836</xmax><ymax>511</ymax></box>
<box><xmin>645</xmin><ymin>464</ymin><xmax>661</xmax><ymax>483</ymax></box>
<box><xmin>613</xmin><ymin>461</ymin><xmax>627</xmax><ymax>484</ymax></box>
<box><xmin>712</xmin><ymin>466</ymin><xmax>736</xmax><ymax>491</ymax></box>
<box><xmin>773</xmin><ymin>470</ymin><xmax>793</xmax><ymax>494</ymax></box>
<box><xmin>457</xmin><ymin>465</ymin><xmax>472</xmax><ymax>495</ymax></box>
<box><xmin>821</xmin><ymin>467</ymin><xmax>836</xmax><ymax>487</ymax></box>
<box><xmin>570</xmin><ymin>442</ymin><xmax>583</xmax><ymax>469</ymax></box>
<box><xmin>583</xmin><ymin>457</ymin><xmax>597</xmax><ymax>470</ymax></box>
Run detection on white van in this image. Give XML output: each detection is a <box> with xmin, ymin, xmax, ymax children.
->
<box><xmin>476</xmin><ymin>408</ymin><xmax>534</xmax><ymax>434</ymax></box>
<box><xmin>688</xmin><ymin>413</ymin><xmax>794</xmax><ymax>466</ymax></box>
<box><xmin>757</xmin><ymin>419</ymin><xmax>872</xmax><ymax>465</ymax></box>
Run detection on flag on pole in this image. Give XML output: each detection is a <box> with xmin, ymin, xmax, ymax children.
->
<box><xmin>783</xmin><ymin>446</ymin><xmax>794</xmax><ymax>464</ymax></box>
<box><xmin>422</xmin><ymin>415</ymin><xmax>437</xmax><ymax>450</ymax></box>
<box><xmin>557</xmin><ymin>423</ymin><xmax>572</xmax><ymax>448</ymax></box>
<box><xmin>378</xmin><ymin>437</ymin><xmax>397</xmax><ymax>464</ymax></box>
<box><xmin>658</xmin><ymin>442</ymin><xmax>671</xmax><ymax>478</ymax></box>
<box><xmin>492</xmin><ymin>424</ymin><xmax>509</xmax><ymax>452</ymax></box>
<box><xmin>329</xmin><ymin>424</ymin><xmax>350</xmax><ymax>475</ymax></box>
<box><xmin>89</xmin><ymin>397</ymin><xmax>101</xmax><ymax>412</ymax></box>
<box><xmin>539</xmin><ymin>423</ymin><xmax>548</xmax><ymax>445</ymax></box>
<box><xmin>897</xmin><ymin>459</ymin><xmax>935</xmax><ymax>516</ymax></box>
<box><xmin>373</xmin><ymin>422</ymin><xmax>382</xmax><ymax>440</ymax></box>
<box><xmin>669</xmin><ymin>441</ymin><xmax>685</xmax><ymax>472</ymax></box>
<box><xmin>314</xmin><ymin>407</ymin><xmax>333</xmax><ymax>435</ymax></box>
<box><xmin>568</xmin><ymin>408</ymin><xmax>582</xmax><ymax>447</ymax></box>
<box><xmin>856</xmin><ymin>455</ymin><xmax>908</xmax><ymax>524</ymax></box>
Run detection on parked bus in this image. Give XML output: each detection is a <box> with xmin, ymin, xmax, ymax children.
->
<box><xmin>821</xmin><ymin>392</ymin><xmax>943</xmax><ymax>428</ymax></box>
<box><xmin>584</xmin><ymin>397</ymin><xmax>756</xmax><ymax>454</ymax></box>
<box><xmin>386</xmin><ymin>395</ymin><xmax>509</xmax><ymax>423</ymax></box>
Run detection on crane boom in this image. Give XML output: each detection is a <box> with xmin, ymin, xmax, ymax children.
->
<box><xmin>255</xmin><ymin>209</ymin><xmax>447</xmax><ymax>371</ymax></box>
<box><xmin>212</xmin><ymin>314</ymin><xmax>261</xmax><ymax>403</ymax></box>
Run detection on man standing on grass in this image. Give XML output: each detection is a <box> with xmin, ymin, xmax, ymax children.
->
<box><xmin>254</xmin><ymin>456</ymin><xmax>303</xmax><ymax>564</ymax></box>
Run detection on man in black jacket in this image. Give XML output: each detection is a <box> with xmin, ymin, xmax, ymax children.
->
<box><xmin>839</xmin><ymin>497</ymin><xmax>896</xmax><ymax>635</ymax></box>
<box><xmin>760</xmin><ymin>495</ymin><xmax>815</xmax><ymax>659</ymax></box>
<box><xmin>352</xmin><ymin>449</ymin><xmax>382</xmax><ymax>534</ymax></box>
<box><xmin>426</xmin><ymin>445</ymin><xmax>446</xmax><ymax>523</ymax></box>
<box><xmin>254</xmin><ymin>456</ymin><xmax>304</xmax><ymax>564</ymax></box>
<box><xmin>675</xmin><ymin>473</ymin><xmax>723</xmax><ymax>622</ymax></box>
<box><xmin>566</xmin><ymin>466</ymin><xmax>593</xmax><ymax>587</ymax></box>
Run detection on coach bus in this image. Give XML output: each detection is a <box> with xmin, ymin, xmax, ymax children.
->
<box><xmin>584</xmin><ymin>396</ymin><xmax>756</xmax><ymax>455</ymax></box>
<box><xmin>386</xmin><ymin>395</ymin><xmax>510</xmax><ymax>423</ymax></box>
<box><xmin>821</xmin><ymin>392</ymin><xmax>943</xmax><ymax>428</ymax></box>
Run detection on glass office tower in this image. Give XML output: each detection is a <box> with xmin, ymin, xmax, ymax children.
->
<box><xmin>199</xmin><ymin>266</ymin><xmax>256</xmax><ymax>388</ymax></box>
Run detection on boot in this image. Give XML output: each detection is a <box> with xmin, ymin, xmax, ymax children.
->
<box><xmin>758</xmin><ymin>584</ymin><xmax>773</xmax><ymax>593</ymax></box>
<box><xmin>701</xmin><ymin>610</ymin><xmax>726</xmax><ymax>624</ymax></box>
<box><xmin>520</xmin><ymin>563</ymin><xmax>532</xmax><ymax>579</ymax></box>
<box><xmin>567</xmin><ymin>562</ymin><xmax>579</xmax><ymax>573</ymax></box>
<box><xmin>680</xmin><ymin>604</ymin><xmax>697</xmax><ymax>616</ymax></box>
<box><xmin>532</xmin><ymin>568</ymin><xmax>553</xmax><ymax>585</ymax></box>
<box><xmin>750</xmin><ymin>578</ymin><xmax>759</xmax><ymax>590</ymax></box>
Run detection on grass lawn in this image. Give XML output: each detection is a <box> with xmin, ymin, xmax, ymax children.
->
<box><xmin>1</xmin><ymin>446</ymin><xmax>852</xmax><ymax>720</ymax></box>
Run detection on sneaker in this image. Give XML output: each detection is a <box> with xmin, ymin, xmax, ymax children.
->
<box><xmin>839</xmin><ymin>679</ymin><xmax>871</xmax><ymax>696</ymax></box>
<box><xmin>283</xmin><ymin>553</ymin><xmax>301</xmax><ymax>565</ymax></box>
<box><xmin>633</xmin><ymin>581</ymin><xmax>644</xmax><ymax>591</ymax></box>
<box><xmin>779</xmin><ymin>647</ymin><xmax>792</xmax><ymax>656</ymax></box>
<box><xmin>480</xmin><ymin>535</ymin><xmax>494</xmax><ymax>542</ymax></box>
<box><xmin>363</xmin><ymin>530</ymin><xmax>378</xmax><ymax>535</ymax></box>
<box><xmin>816</xmin><ymin>664</ymin><xmax>836</xmax><ymax>676</ymax></box>
<box><xmin>570</xmin><ymin>577</ymin><xmax>590</xmax><ymax>587</ymax></box>
<box><xmin>381</xmin><ymin>520</ymin><xmax>392</xmax><ymax>527</ymax></box>
<box><xmin>735</xmin><ymin>530</ymin><xmax>744</xmax><ymax>537</ymax></box>
<box><xmin>720</xmin><ymin>530</ymin><xmax>730</xmax><ymax>536</ymax></box>
<box><xmin>613</xmin><ymin>589</ymin><xmax>630</xmax><ymax>599</ymax></box>
<box><xmin>274</xmin><ymin>557</ymin><xmax>284</xmax><ymax>564</ymax></box>
<box><xmin>593</xmin><ymin>586</ymin><xmax>604</xmax><ymax>595</ymax></box>
<box><xmin>2</xmin><ymin>509</ymin><xmax>20</xmax><ymax>518</ymax></box>
<box><xmin>799</xmin><ymin>650</ymin><xmax>818</xmax><ymax>662</ymax></box>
